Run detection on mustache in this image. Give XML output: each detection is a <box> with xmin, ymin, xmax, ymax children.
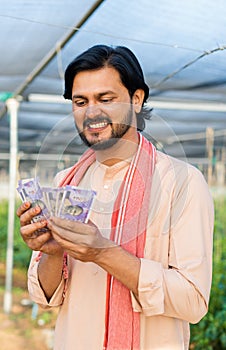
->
<box><xmin>83</xmin><ymin>116</ymin><xmax>112</xmax><ymax>129</ymax></box>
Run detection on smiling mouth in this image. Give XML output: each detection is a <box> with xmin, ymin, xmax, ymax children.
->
<box><xmin>88</xmin><ymin>121</ymin><xmax>108</xmax><ymax>129</ymax></box>
<box><xmin>84</xmin><ymin>118</ymin><xmax>111</xmax><ymax>132</ymax></box>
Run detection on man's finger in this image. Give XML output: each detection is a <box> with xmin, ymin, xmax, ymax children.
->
<box><xmin>16</xmin><ymin>201</ymin><xmax>31</xmax><ymax>217</ymax></box>
<box><xmin>20</xmin><ymin>220</ymin><xmax>48</xmax><ymax>239</ymax></box>
<box><xmin>49</xmin><ymin>216</ymin><xmax>96</xmax><ymax>235</ymax></box>
<box><xmin>19</xmin><ymin>205</ymin><xmax>41</xmax><ymax>226</ymax></box>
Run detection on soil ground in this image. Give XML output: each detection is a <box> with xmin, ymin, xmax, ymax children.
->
<box><xmin>0</xmin><ymin>263</ymin><xmax>58</xmax><ymax>350</ymax></box>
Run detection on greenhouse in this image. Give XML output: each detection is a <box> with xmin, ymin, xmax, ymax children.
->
<box><xmin>0</xmin><ymin>1</ymin><xmax>225</xmax><ymax>349</ymax></box>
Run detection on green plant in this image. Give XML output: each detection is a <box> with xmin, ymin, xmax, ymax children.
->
<box><xmin>190</xmin><ymin>198</ymin><xmax>226</xmax><ymax>349</ymax></box>
<box><xmin>0</xmin><ymin>200</ymin><xmax>32</xmax><ymax>268</ymax></box>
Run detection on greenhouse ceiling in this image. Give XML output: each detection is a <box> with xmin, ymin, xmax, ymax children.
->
<box><xmin>0</xmin><ymin>0</ymin><xmax>225</xmax><ymax>167</ymax></box>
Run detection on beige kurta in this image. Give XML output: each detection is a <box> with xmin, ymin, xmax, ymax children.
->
<box><xmin>28</xmin><ymin>150</ymin><xmax>214</xmax><ymax>350</ymax></box>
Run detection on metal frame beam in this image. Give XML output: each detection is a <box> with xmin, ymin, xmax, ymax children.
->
<box><xmin>0</xmin><ymin>0</ymin><xmax>106</xmax><ymax>119</ymax></box>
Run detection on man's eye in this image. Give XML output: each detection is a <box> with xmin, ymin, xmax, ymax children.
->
<box><xmin>101</xmin><ymin>98</ymin><xmax>113</xmax><ymax>103</ymax></box>
<box><xmin>74</xmin><ymin>100</ymin><xmax>86</xmax><ymax>107</ymax></box>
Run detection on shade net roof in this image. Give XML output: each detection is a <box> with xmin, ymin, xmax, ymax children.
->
<box><xmin>0</xmin><ymin>0</ymin><xmax>225</xmax><ymax>171</ymax></box>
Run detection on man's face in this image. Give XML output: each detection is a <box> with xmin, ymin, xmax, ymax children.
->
<box><xmin>71</xmin><ymin>67</ymin><xmax>137</xmax><ymax>150</ymax></box>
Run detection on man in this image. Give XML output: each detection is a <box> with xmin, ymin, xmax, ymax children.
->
<box><xmin>17</xmin><ymin>45</ymin><xmax>214</xmax><ymax>350</ymax></box>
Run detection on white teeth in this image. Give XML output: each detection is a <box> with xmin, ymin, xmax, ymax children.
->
<box><xmin>88</xmin><ymin>122</ymin><xmax>107</xmax><ymax>129</ymax></box>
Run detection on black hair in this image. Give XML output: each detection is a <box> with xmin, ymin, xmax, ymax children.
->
<box><xmin>64</xmin><ymin>44</ymin><xmax>151</xmax><ymax>131</ymax></box>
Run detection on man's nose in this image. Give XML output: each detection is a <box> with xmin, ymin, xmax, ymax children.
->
<box><xmin>85</xmin><ymin>104</ymin><xmax>102</xmax><ymax>119</ymax></box>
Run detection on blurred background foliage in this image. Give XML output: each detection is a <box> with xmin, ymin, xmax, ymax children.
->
<box><xmin>190</xmin><ymin>197</ymin><xmax>226</xmax><ymax>349</ymax></box>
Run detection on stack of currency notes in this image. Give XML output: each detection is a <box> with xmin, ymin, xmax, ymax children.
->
<box><xmin>17</xmin><ymin>177</ymin><xmax>96</xmax><ymax>224</ymax></box>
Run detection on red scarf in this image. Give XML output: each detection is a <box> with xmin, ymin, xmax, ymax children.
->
<box><xmin>59</xmin><ymin>134</ymin><xmax>156</xmax><ymax>349</ymax></box>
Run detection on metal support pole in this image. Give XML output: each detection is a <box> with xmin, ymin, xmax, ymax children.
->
<box><xmin>3</xmin><ymin>98</ymin><xmax>19</xmax><ymax>314</ymax></box>
<box><xmin>206</xmin><ymin>127</ymin><xmax>214</xmax><ymax>186</ymax></box>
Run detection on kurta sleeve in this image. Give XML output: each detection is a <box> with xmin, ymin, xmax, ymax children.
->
<box><xmin>131</xmin><ymin>164</ymin><xmax>214</xmax><ymax>324</ymax></box>
<box><xmin>28</xmin><ymin>251</ymin><xmax>67</xmax><ymax>308</ymax></box>
<box><xmin>27</xmin><ymin>168</ymin><xmax>71</xmax><ymax>309</ymax></box>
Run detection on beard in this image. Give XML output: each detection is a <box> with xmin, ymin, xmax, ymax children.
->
<box><xmin>75</xmin><ymin>103</ymin><xmax>134</xmax><ymax>150</ymax></box>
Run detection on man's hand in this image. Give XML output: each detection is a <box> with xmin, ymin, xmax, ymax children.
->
<box><xmin>48</xmin><ymin>216</ymin><xmax>115</xmax><ymax>262</ymax></box>
<box><xmin>16</xmin><ymin>202</ymin><xmax>63</xmax><ymax>256</ymax></box>
<box><xmin>48</xmin><ymin>216</ymin><xmax>140</xmax><ymax>296</ymax></box>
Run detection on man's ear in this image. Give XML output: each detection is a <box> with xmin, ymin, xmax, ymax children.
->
<box><xmin>132</xmin><ymin>89</ymin><xmax>145</xmax><ymax>113</ymax></box>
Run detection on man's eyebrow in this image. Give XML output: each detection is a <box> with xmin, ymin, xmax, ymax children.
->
<box><xmin>72</xmin><ymin>94</ymin><xmax>86</xmax><ymax>100</ymax></box>
<box><xmin>98</xmin><ymin>91</ymin><xmax>116</xmax><ymax>97</ymax></box>
<box><xmin>72</xmin><ymin>91</ymin><xmax>117</xmax><ymax>99</ymax></box>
